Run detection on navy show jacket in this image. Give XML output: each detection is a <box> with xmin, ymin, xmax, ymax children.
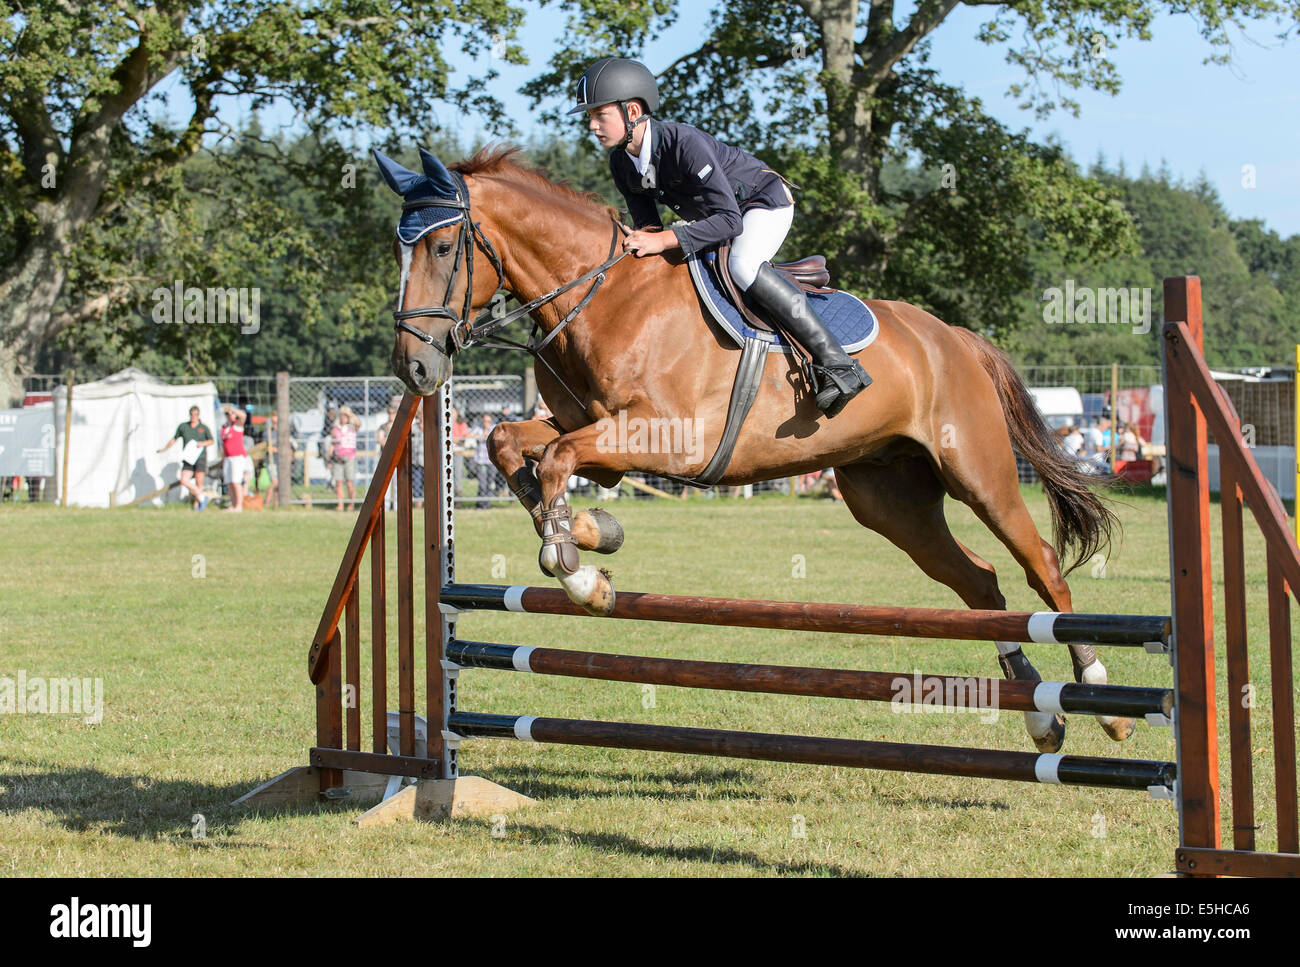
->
<box><xmin>609</xmin><ymin>119</ymin><xmax>792</xmax><ymax>256</ymax></box>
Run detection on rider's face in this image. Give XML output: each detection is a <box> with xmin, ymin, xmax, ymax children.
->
<box><xmin>587</xmin><ymin>104</ymin><xmax>626</xmax><ymax>147</ymax></box>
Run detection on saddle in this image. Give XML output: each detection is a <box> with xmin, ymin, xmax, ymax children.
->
<box><xmin>714</xmin><ymin>240</ymin><xmax>833</xmax><ymax>335</ymax></box>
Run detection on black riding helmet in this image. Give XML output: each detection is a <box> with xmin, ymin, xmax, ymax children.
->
<box><xmin>569</xmin><ymin>58</ymin><xmax>659</xmax><ymax>150</ymax></box>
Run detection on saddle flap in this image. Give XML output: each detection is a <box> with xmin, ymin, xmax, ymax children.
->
<box><xmin>715</xmin><ymin>240</ymin><xmax>775</xmax><ymax>334</ymax></box>
<box><xmin>774</xmin><ymin>255</ymin><xmax>831</xmax><ymax>290</ymax></box>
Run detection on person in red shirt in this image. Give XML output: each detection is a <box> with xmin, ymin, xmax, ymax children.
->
<box><xmin>220</xmin><ymin>406</ymin><xmax>251</xmax><ymax>512</ymax></box>
<box><xmin>450</xmin><ymin>406</ymin><xmax>470</xmax><ymax>498</ymax></box>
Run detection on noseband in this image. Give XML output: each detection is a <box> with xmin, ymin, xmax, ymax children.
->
<box><xmin>392</xmin><ymin>171</ymin><xmax>506</xmax><ymax>354</ymax></box>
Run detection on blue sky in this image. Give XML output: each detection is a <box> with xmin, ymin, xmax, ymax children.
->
<box><xmin>437</xmin><ymin>3</ymin><xmax>1300</xmax><ymax>237</ymax></box>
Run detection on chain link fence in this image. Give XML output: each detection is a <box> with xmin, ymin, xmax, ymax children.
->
<box><xmin>10</xmin><ymin>364</ymin><xmax>1298</xmax><ymax>504</ymax></box>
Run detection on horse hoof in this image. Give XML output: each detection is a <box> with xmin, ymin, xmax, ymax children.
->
<box><xmin>574</xmin><ymin>507</ymin><xmax>624</xmax><ymax>554</ymax></box>
<box><xmin>1028</xmin><ymin>712</ymin><xmax>1067</xmax><ymax>754</ymax></box>
<box><xmin>559</xmin><ymin>565</ymin><xmax>616</xmax><ymax>616</ymax></box>
<box><xmin>1075</xmin><ymin>658</ymin><xmax>1135</xmax><ymax>741</ymax></box>
<box><xmin>1099</xmin><ymin>715</ymin><xmax>1136</xmax><ymax>742</ymax></box>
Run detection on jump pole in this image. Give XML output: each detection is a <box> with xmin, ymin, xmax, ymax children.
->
<box><xmin>447</xmin><ymin>639</ymin><xmax>1175</xmax><ymax>721</ymax></box>
<box><xmin>435</xmin><ymin>584</ymin><xmax>1170</xmax><ymax>651</ymax></box>
<box><xmin>447</xmin><ymin>712</ymin><xmax>1176</xmax><ymax>792</ymax></box>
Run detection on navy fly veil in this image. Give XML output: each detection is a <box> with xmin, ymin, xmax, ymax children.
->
<box><xmin>374</xmin><ymin>147</ymin><xmax>465</xmax><ymax>244</ymax></box>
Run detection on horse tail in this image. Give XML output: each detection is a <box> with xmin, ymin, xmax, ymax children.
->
<box><xmin>952</xmin><ymin>328</ymin><xmax>1118</xmax><ymax>575</ymax></box>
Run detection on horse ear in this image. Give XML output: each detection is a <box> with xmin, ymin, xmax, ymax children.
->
<box><xmin>372</xmin><ymin>149</ymin><xmax>424</xmax><ymax>196</ymax></box>
<box><xmin>417</xmin><ymin>148</ymin><xmax>459</xmax><ymax>196</ymax></box>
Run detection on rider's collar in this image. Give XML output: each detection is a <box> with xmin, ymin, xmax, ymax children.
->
<box><xmin>625</xmin><ymin>116</ymin><xmax>654</xmax><ymax>172</ymax></box>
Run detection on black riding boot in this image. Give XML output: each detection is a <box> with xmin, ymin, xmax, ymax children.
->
<box><xmin>744</xmin><ymin>261</ymin><xmax>871</xmax><ymax>418</ymax></box>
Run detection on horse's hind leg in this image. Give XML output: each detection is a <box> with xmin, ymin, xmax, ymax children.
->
<box><xmin>931</xmin><ymin>436</ymin><xmax>1135</xmax><ymax>744</ymax></box>
<box><xmin>833</xmin><ymin>458</ymin><xmax>1067</xmax><ymax>753</ymax></box>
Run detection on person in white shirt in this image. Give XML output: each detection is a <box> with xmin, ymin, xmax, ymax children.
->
<box><xmin>1062</xmin><ymin>424</ymin><xmax>1084</xmax><ymax>457</ymax></box>
<box><xmin>1083</xmin><ymin>421</ymin><xmax>1104</xmax><ymax>459</ymax></box>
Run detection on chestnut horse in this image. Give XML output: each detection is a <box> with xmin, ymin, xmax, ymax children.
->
<box><xmin>380</xmin><ymin>144</ymin><xmax>1129</xmax><ymax>753</ymax></box>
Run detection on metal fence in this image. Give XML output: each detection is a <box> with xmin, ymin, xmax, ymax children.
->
<box><xmin>286</xmin><ymin>374</ymin><xmax>524</xmax><ymax>506</ymax></box>
<box><xmin>12</xmin><ymin>364</ymin><xmax>1300</xmax><ymax>505</ymax></box>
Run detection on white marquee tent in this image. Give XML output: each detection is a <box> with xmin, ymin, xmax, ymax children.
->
<box><xmin>53</xmin><ymin>368</ymin><xmax>220</xmax><ymax>507</ymax></box>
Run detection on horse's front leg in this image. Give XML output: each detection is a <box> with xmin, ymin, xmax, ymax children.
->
<box><xmin>533</xmin><ymin>421</ymin><xmax>663</xmax><ymax>616</ymax></box>
<box><xmin>488</xmin><ymin>419</ymin><xmax>624</xmax><ymax>553</ymax></box>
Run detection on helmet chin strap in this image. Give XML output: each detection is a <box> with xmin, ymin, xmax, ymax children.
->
<box><xmin>614</xmin><ymin>103</ymin><xmax>650</xmax><ymax>150</ymax></box>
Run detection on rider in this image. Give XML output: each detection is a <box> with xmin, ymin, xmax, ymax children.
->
<box><xmin>572</xmin><ymin>57</ymin><xmax>871</xmax><ymax>418</ymax></box>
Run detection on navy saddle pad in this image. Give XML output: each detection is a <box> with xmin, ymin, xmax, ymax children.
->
<box><xmin>687</xmin><ymin>250</ymin><xmax>879</xmax><ymax>355</ymax></box>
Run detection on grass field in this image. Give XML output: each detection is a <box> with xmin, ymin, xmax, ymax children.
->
<box><xmin>0</xmin><ymin>485</ymin><xmax>1291</xmax><ymax>877</ymax></box>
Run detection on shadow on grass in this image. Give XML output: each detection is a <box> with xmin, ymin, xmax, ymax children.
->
<box><xmin>461</xmin><ymin>817</ymin><xmax>869</xmax><ymax>876</ymax></box>
<box><xmin>874</xmin><ymin>789</ymin><xmax>1013</xmax><ymax>811</ymax></box>
<box><xmin>481</xmin><ymin>762</ymin><xmax>775</xmax><ymax>803</ymax></box>
<box><xmin>2</xmin><ymin>754</ymin><xmax>1014</xmax><ymax>860</ymax></box>
<box><xmin>0</xmin><ymin>758</ymin><xmax>361</xmax><ymax>841</ymax></box>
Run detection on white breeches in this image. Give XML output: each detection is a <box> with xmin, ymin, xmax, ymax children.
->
<box><xmin>727</xmin><ymin>202</ymin><xmax>795</xmax><ymax>291</ymax></box>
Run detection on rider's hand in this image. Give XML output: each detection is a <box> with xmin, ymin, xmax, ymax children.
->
<box><xmin>623</xmin><ymin>229</ymin><xmax>675</xmax><ymax>258</ymax></box>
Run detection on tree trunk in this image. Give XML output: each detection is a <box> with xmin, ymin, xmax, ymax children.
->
<box><xmin>0</xmin><ymin>211</ymin><xmax>73</xmax><ymax>406</ymax></box>
<box><xmin>1</xmin><ymin>108</ymin><xmax>120</xmax><ymax>405</ymax></box>
<box><xmin>817</xmin><ymin>1</ymin><xmax>889</xmax><ymax>282</ymax></box>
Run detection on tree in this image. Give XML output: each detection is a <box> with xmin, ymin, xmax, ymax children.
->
<box><xmin>523</xmin><ymin>0</ymin><xmax>1297</xmax><ymax>336</ymax></box>
<box><xmin>0</xmin><ymin>0</ymin><xmax>527</xmax><ymax>404</ymax></box>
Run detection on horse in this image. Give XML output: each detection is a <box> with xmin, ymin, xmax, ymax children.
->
<box><xmin>375</xmin><ymin>143</ymin><xmax>1130</xmax><ymax>754</ymax></box>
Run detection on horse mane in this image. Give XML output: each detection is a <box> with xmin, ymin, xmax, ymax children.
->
<box><xmin>450</xmin><ymin>143</ymin><xmax>621</xmax><ymax>224</ymax></box>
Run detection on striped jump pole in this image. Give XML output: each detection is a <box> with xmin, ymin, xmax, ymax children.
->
<box><xmin>447</xmin><ymin>712</ymin><xmax>1178</xmax><ymax>793</ymax></box>
<box><xmin>440</xmin><ymin>584</ymin><xmax>1172</xmax><ymax>649</ymax></box>
<box><xmin>447</xmin><ymin>640</ymin><xmax>1175</xmax><ymax>721</ymax></box>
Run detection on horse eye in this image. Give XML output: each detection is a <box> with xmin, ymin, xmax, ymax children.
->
<box><xmin>435</xmin><ymin>241</ymin><xmax>452</xmax><ymax>257</ymax></box>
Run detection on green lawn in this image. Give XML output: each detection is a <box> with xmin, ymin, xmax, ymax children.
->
<box><xmin>0</xmin><ymin>485</ymin><xmax>1291</xmax><ymax>876</ymax></box>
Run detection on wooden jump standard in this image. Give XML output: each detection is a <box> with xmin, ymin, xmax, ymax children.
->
<box><xmin>239</xmin><ymin>277</ymin><xmax>1299</xmax><ymax>876</ymax></box>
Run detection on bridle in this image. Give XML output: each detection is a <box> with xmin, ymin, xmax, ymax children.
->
<box><xmin>391</xmin><ymin>171</ymin><xmax>506</xmax><ymax>354</ymax></box>
<box><xmin>391</xmin><ymin>170</ymin><xmax>629</xmax><ymax>367</ymax></box>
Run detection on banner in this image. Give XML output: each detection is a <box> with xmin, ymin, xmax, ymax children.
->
<box><xmin>0</xmin><ymin>407</ymin><xmax>55</xmax><ymax>477</ymax></box>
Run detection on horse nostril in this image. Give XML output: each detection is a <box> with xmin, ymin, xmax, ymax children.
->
<box><xmin>408</xmin><ymin>358</ymin><xmax>427</xmax><ymax>383</ymax></box>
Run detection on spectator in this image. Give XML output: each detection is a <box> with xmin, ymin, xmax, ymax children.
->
<box><xmin>220</xmin><ymin>405</ymin><xmax>252</xmax><ymax>512</ymax></box>
<box><xmin>799</xmin><ymin>469</ymin><xmax>841</xmax><ymax>500</ymax></box>
<box><xmin>1061</xmin><ymin>423</ymin><xmax>1084</xmax><ymax>458</ymax></box>
<box><xmin>1119</xmin><ymin>424</ymin><xmax>1142</xmax><ymax>462</ymax></box>
<box><xmin>330</xmin><ymin>405</ymin><xmax>361</xmax><ymax>512</ymax></box>
<box><xmin>159</xmin><ymin>405</ymin><xmax>214</xmax><ymax>510</ymax></box>
<box><xmin>410</xmin><ymin>406</ymin><xmax>425</xmax><ymax>509</ymax></box>
<box><xmin>377</xmin><ymin>397</ymin><xmax>400</xmax><ymax>511</ymax></box>
<box><xmin>377</xmin><ymin>397</ymin><xmax>400</xmax><ymax>450</ymax></box>
<box><xmin>1083</xmin><ymin>418</ymin><xmax>1105</xmax><ymax>459</ymax></box>
<box><xmin>451</xmin><ymin>407</ymin><xmax>470</xmax><ymax>498</ymax></box>
<box><xmin>473</xmin><ymin>413</ymin><xmax>498</xmax><ymax>509</ymax></box>
<box><xmin>265</xmin><ymin>412</ymin><xmax>284</xmax><ymax>508</ymax></box>
<box><xmin>242</xmin><ymin>404</ymin><xmax>257</xmax><ymax>454</ymax></box>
